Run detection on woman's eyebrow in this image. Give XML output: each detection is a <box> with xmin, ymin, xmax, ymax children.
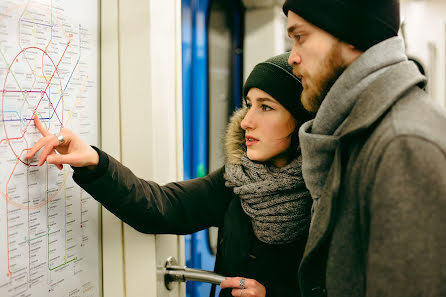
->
<box><xmin>245</xmin><ymin>96</ymin><xmax>278</xmax><ymax>104</ymax></box>
<box><xmin>257</xmin><ymin>97</ymin><xmax>277</xmax><ymax>104</ymax></box>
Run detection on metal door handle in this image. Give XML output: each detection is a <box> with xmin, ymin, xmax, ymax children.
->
<box><xmin>159</xmin><ymin>256</ymin><xmax>226</xmax><ymax>290</ymax></box>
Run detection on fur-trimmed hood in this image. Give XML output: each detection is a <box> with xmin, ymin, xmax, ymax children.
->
<box><xmin>225</xmin><ymin>107</ymin><xmax>248</xmax><ymax>165</ymax></box>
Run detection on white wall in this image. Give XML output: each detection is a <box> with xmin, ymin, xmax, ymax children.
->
<box><xmin>401</xmin><ymin>0</ymin><xmax>446</xmax><ymax>107</ymax></box>
<box><xmin>243</xmin><ymin>2</ymin><xmax>288</xmax><ymax>81</ymax></box>
<box><xmin>100</xmin><ymin>0</ymin><xmax>184</xmax><ymax>296</ymax></box>
<box><xmin>98</xmin><ymin>1</ymin><xmax>446</xmax><ymax>296</ymax></box>
<box><xmin>244</xmin><ymin>0</ymin><xmax>446</xmax><ymax>109</ymax></box>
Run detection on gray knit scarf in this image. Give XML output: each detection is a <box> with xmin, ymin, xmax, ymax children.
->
<box><xmin>224</xmin><ymin>153</ymin><xmax>312</xmax><ymax>244</ymax></box>
<box><xmin>299</xmin><ymin>37</ymin><xmax>407</xmax><ymax>203</ymax></box>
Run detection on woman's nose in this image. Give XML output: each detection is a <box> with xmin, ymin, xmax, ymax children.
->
<box><xmin>241</xmin><ymin>109</ymin><xmax>255</xmax><ymax>131</ymax></box>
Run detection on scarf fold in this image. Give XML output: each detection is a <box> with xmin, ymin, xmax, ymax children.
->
<box><xmin>225</xmin><ymin>154</ymin><xmax>312</xmax><ymax>244</ymax></box>
<box><xmin>299</xmin><ymin>37</ymin><xmax>408</xmax><ymax>201</ymax></box>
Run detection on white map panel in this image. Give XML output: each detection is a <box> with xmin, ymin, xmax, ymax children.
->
<box><xmin>0</xmin><ymin>0</ymin><xmax>100</xmax><ymax>296</ymax></box>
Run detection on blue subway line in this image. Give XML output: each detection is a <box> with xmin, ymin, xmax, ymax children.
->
<box><xmin>1</xmin><ymin>25</ymin><xmax>83</xmax><ymax>126</ymax></box>
<box><xmin>2</xmin><ymin>111</ymin><xmax>21</xmax><ymax>119</ymax></box>
<box><xmin>49</xmin><ymin>24</ymin><xmax>82</xmax><ymax>124</ymax></box>
<box><xmin>0</xmin><ymin>94</ymin><xmax>52</xmax><ymax>123</ymax></box>
<box><xmin>0</xmin><ymin>110</ymin><xmax>42</xmax><ymax>128</ymax></box>
<box><xmin>20</xmin><ymin>19</ymin><xmax>53</xmax><ymax>28</ymax></box>
<box><xmin>0</xmin><ymin>110</ymin><xmax>25</xmax><ymax>123</ymax></box>
<box><xmin>1</xmin><ymin>115</ymin><xmax>51</xmax><ymax>123</ymax></box>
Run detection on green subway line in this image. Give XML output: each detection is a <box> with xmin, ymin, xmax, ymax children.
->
<box><xmin>0</xmin><ymin>44</ymin><xmax>31</xmax><ymax>105</ymax></box>
<box><xmin>49</xmin><ymin>257</ymin><xmax>77</xmax><ymax>271</ymax></box>
<box><xmin>0</xmin><ymin>44</ymin><xmax>45</xmax><ymax>126</ymax></box>
<box><xmin>27</xmin><ymin>233</ymin><xmax>47</xmax><ymax>243</ymax></box>
<box><xmin>47</xmin><ymin>167</ymin><xmax>77</xmax><ymax>271</ymax></box>
<box><xmin>64</xmin><ymin>170</ymin><xmax>67</xmax><ymax>263</ymax></box>
<box><xmin>46</xmin><ymin>165</ymin><xmax>50</xmax><ymax>270</ymax></box>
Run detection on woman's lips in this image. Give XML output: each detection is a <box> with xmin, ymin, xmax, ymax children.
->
<box><xmin>245</xmin><ymin>136</ymin><xmax>259</xmax><ymax>146</ymax></box>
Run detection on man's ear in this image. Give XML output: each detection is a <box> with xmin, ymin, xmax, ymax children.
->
<box><xmin>342</xmin><ymin>43</ymin><xmax>363</xmax><ymax>66</ymax></box>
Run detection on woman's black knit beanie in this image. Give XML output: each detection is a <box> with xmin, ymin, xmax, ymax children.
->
<box><xmin>283</xmin><ymin>0</ymin><xmax>400</xmax><ymax>51</ymax></box>
<box><xmin>243</xmin><ymin>52</ymin><xmax>314</xmax><ymax>126</ymax></box>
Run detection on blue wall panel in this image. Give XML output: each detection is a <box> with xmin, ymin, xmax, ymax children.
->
<box><xmin>182</xmin><ymin>1</ymin><xmax>244</xmax><ymax>296</ymax></box>
<box><xmin>182</xmin><ymin>1</ymin><xmax>211</xmax><ymax>297</ymax></box>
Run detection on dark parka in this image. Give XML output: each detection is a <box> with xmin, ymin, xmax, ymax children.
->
<box><xmin>298</xmin><ymin>62</ymin><xmax>446</xmax><ymax>297</ymax></box>
<box><xmin>73</xmin><ymin>108</ymin><xmax>309</xmax><ymax>297</ymax></box>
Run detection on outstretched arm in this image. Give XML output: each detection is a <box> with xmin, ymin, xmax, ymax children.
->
<box><xmin>27</xmin><ymin>116</ymin><xmax>232</xmax><ymax>234</ymax></box>
<box><xmin>75</xmin><ymin>155</ymin><xmax>232</xmax><ymax>234</ymax></box>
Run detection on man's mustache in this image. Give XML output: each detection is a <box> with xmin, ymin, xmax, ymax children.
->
<box><xmin>292</xmin><ymin>67</ymin><xmax>303</xmax><ymax>80</ymax></box>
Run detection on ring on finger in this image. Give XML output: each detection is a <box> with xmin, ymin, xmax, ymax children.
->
<box><xmin>239</xmin><ymin>278</ymin><xmax>245</xmax><ymax>290</ymax></box>
<box><xmin>57</xmin><ymin>134</ymin><xmax>65</xmax><ymax>145</ymax></box>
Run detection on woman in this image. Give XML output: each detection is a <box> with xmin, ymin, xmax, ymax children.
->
<box><xmin>26</xmin><ymin>53</ymin><xmax>314</xmax><ymax>297</ymax></box>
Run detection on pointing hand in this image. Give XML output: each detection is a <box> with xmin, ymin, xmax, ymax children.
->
<box><xmin>25</xmin><ymin>116</ymin><xmax>99</xmax><ymax>170</ymax></box>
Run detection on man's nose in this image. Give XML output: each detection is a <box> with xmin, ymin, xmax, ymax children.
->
<box><xmin>288</xmin><ymin>46</ymin><xmax>301</xmax><ymax>66</ymax></box>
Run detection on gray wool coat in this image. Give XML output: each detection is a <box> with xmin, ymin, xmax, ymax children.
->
<box><xmin>298</xmin><ymin>61</ymin><xmax>446</xmax><ymax>297</ymax></box>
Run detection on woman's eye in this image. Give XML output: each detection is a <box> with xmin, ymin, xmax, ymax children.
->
<box><xmin>246</xmin><ymin>103</ymin><xmax>252</xmax><ymax>109</ymax></box>
<box><xmin>262</xmin><ymin>105</ymin><xmax>272</xmax><ymax>111</ymax></box>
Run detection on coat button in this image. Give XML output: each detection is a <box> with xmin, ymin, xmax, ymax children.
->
<box><xmin>311</xmin><ymin>286</ymin><xmax>327</xmax><ymax>297</ymax></box>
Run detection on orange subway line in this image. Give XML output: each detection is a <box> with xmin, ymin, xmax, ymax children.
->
<box><xmin>42</xmin><ymin>0</ymin><xmax>53</xmax><ymax>84</ymax></box>
<box><xmin>4</xmin><ymin>150</ymin><xmax>24</xmax><ymax>277</ymax></box>
<box><xmin>1</xmin><ymin>42</ymin><xmax>71</xmax><ymax>146</ymax></box>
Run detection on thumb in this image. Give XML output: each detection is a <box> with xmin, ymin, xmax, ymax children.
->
<box><xmin>47</xmin><ymin>153</ymin><xmax>78</xmax><ymax>167</ymax></box>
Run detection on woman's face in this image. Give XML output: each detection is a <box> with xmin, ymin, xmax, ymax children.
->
<box><xmin>241</xmin><ymin>88</ymin><xmax>297</xmax><ymax>167</ymax></box>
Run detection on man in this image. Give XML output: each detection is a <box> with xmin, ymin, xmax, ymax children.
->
<box><xmin>283</xmin><ymin>1</ymin><xmax>446</xmax><ymax>297</ymax></box>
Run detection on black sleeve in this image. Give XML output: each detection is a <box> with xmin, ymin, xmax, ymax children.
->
<box><xmin>73</xmin><ymin>150</ymin><xmax>233</xmax><ymax>235</ymax></box>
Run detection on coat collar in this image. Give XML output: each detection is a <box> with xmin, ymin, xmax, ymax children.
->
<box><xmin>298</xmin><ymin>37</ymin><xmax>412</xmax><ymax>202</ymax></box>
<box><xmin>339</xmin><ymin>61</ymin><xmax>426</xmax><ymax>137</ymax></box>
<box><xmin>311</xmin><ymin>37</ymin><xmax>409</xmax><ymax>136</ymax></box>
<box><xmin>300</xmin><ymin>59</ymin><xmax>427</xmax><ymax>275</ymax></box>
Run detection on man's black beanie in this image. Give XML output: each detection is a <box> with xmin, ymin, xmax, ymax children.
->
<box><xmin>283</xmin><ymin>0</ymin><xmax>400</xmax><ymax>51</ymax></box>
<box><xmin>243</xmin><ymin>53</ymin><xmax>314</xmax><ymax>125</ymax></box>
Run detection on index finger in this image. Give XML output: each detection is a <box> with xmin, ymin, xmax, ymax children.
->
<box><xmin>33</xmin><ymin>115</ymin><xmax>51</xmax><ymax>137</ymax></box>
<box><xmin>220</xmin><ymin>277</ymin><xmax>243</xmax><ymax>289</ymax></box>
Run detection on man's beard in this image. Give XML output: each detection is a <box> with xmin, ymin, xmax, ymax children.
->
<box><xmin>298</xmin><ymin>43</ymin><xmax>347</xmax><ymax>113</ymax></box>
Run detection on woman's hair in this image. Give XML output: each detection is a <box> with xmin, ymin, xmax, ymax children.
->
<box><xmin>243</xmin><ymin>52</ymin><xmax>315</xmax><ymax>159</ymax></box>
<box><xmin>243</xmin><ymin>52</ymin><xmax>315</xmax><ymax>129</ymax></box>
<box><xmin>287</xmin><ymin>127</ymin><xmax>301</xmax><ymax>160</ymax></box>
